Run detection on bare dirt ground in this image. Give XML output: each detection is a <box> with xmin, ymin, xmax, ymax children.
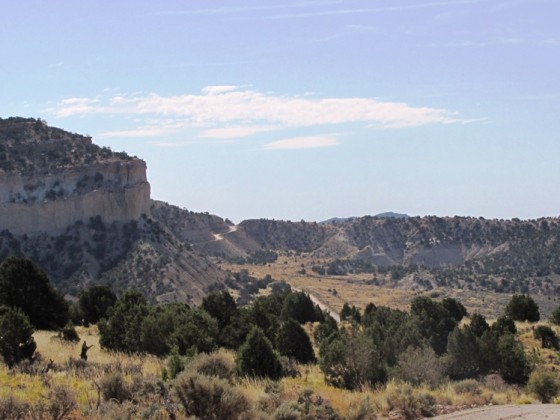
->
<box><xmin>432</xmin><ymin>404</ymin><xmax>560</xmax><ymax>419</ymax></box>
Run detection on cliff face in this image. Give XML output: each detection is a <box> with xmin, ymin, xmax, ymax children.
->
<box><xmin>0</xmin><ymin>118</ymin><xmax>151</xmax><ymax>234</ymax></box>
<box><xmin>0</xmin><ymin>118</ymin><xmax>226</xmax><ymax>303</ymax></box>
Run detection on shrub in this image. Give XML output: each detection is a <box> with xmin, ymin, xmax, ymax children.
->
<box><xmin>173</xmin><ymin>371</ymin><xmax>250</xmax><ymax>419</ymax></box>
<box><xmin>0</xmin><ymin>395</ymin><xmax>30</xmax><ymax>419</ymax></box>
<box><xmin>0</xmin><ymin>306</ymin><xmax>36</xmax><ymax>367</ymax></box>
<box><xmin>396</xmin><ymin>345</ymin><xmax>446</xmax><ymax>388</ymax></box>
<box><xmin>550</xmin><ymin>305</ymin><xmax>560</xmax><ymax>325</ymax></box>
<box><xmin>296</xmin><ymin>389</ymin><xmax>340</xmax><ymax>420</ymax></box>
<box><xmin>527</xmin><ymin>370</ymin><xmax>560</xmax><ymax>403</ymax></box>
<box><xmin>453</xmin><ymin>379</ymin><xmax>482</xmax><ymax>395</ymax></box>
<box><xmin>188</xmin><ymin>351</ymin><xmax>235</xmax><ymax>381</ymax></box>
<box><xmin>384</xmin><ymin>381</ymin><xmax>436</xmax><ymax>420</ymax></box>
<box><xmin>58</xmin><ymin>322</ymin><xmax>80</xmax><ymax>342</ymax></box>
<box><xmin>169</xmin><ymin>308</ymin><xmax>219</xmax><ymax>355</ymax></box>
<box><xmin>492</xmin><ymin>316</ymin><xmax>517</xmax><ymax>335</ymax></box>
<box><xmin>100</xmin><ymin>372</ymin><xmax>131</xmax><ymax>403</ymax></box>
<box><xmin>166</xmin><ymin>353</ymin><xmax>188</xmax><ymax>380</ymax></box>
<box><xmin>279</xmin><ymin>356</ymin><xmax>300</xmax><ymax>378</ymax></box>
<box><xmin>344</xmin><ymin>396</ymin><xmax>377</xmax><ymax>420</ymax></box>
<box><xmin>34</xmin><ymin>384</ymin><xmax>77</xmax><ymax>420</ymax></box>
<box><xmin>272</xmin><ymin>389</ymin><xmax>340</xmax><ymax>420</ymax></box>
<box><xmin>483</xmin><ymin>374</ymin><xmax>509</xmax><ymax>393</ymax></box>
<box><xmin>319</xmin><ymin>329</ymin><xmax>387</xmax><ymax>390</ymax></box>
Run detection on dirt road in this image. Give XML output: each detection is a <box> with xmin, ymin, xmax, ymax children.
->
<box><xmin>432</xmin><ymin>404</ymin><xmax>560</xmax><ymax>419</ymax></box>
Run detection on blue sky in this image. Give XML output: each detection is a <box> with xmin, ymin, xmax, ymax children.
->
<box><xmin>2</xmin><ymin>0</ymin><xmax>559</xmax><ymax>222</ymax></box>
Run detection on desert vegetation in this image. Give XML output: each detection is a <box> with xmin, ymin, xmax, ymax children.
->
<box><xmin>1</xmin><ymin>257</ymin><xmax>560</xmax><ymax>418</ymax></box>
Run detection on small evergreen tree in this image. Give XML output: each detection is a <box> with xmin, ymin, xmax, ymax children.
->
<box><xmin>339</xmin><ymin>302</ymin><xmax>361</xmax><ymax>323</ymax></box>
<box><xmin>219</xmin><ymin>308</ymin><xmax>253</xmax><ymax>350</ymax></box>
<box><xmin>140</xmin><ymin>304</ymin><xmax>185</xmax><ymax>356</ymax></box>
<box><xmin>0</xmin><ymin>257</ymin><xmax>68</xmax><ymax>329</ymax></box>
<box><xmin>446</xmin><ymin>326</ymin><xmax>484</xmax><ymax>380</ymax></box>
<box><xmin>0</xmin><ymin>307</ymin><xmax>36</xmax><ymax>367</ymax></box>
<box><xmin>276</xmin><ymin>319</ymin><xmax>316</xmax><ymax>364</ymax></box>
<box><xmin>202</xmin><ymin>290</ymin><xmax>237</xmax><ymax>330</ymax></box>
<box><xmin>504</xmin><ymin>294</ymin><xmax>540</xmax><ymax>322</ymax></box>
<box><xmin>236</xmin><ymin>326</ymin><xmax>282</xmax><ymax>380</ymax></box>
<box><xmin>410</xmin><ymin>296</ymin><xmax>462</xmax><ymax>355</ymax></box>
<box><xmin>497</xmin><ymin>333</ymin><xmax>531</xmax><ymax>384</ymax></box>
<box><xmin>491</xmin><ymin>316</ymin><xmax>517</xmax><ymax>335</ymax></box>
<box><xmin>442</xmin><ymin>298</ymin><xmax>467</xmax><ymax>322</ymax></box>
<box><xmin>170</xmin><ymin>308</ymin><xmax>219</xmax><ymax>355</ymax></box>
<box><xmin>280</xmin><ymin>292</ymin><xmax>323</xmax><ymax>324</ymax></box>
<box><xmin>98</xmin><ymin>289</ymin><xmax>149</xmax><ymax>353</ymax></box>
<box><xmin>468</xmin><ymin>313</ymin><xmax>490</xmax><ymax>337</ymax></box>
<box><xmin>78</xmin><ymin>285</ymin><xmax>116</xmax><ymax>325</ymax></box>
<box><xmin>314</xmin><ymin>313</ymin><xmax>338</xmax><ymax>345</ymax></box>
<box><xmin>319</xmin><ymin>328</ymin><xmax>387</xmax><ymax>390</ymax></box>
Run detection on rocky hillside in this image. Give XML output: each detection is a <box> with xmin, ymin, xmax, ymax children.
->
<box><xmin>155</xmin><ymin>205</ymin><xmax>560</xmax><ymax>295</ymax></box>
<box><xmin>0</xmin><ymin>118</ymin><xmax>225</xmax><ymax>303</ymax></box>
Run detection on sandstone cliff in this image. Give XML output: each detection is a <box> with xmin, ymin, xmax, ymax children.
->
<box><xmin>0</xmin><ymin>117</ymin><xmax>150</xmax><ymax>234</ymax></box>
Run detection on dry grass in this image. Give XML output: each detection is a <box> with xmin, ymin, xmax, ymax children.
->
<box><xmin>34</xmin><ymin>326</ymin><xmax>164</xmax><ymax>377</ymax></box>
<box><xmin>2</xmin><ymin>300</ymin><xmax>557</xmax><ymax>418</ymax></box>
<box><xmin>0</xmin><ymin>327</ymin><xmax>544</xmax><ymax>419</ymax></box>
<box><xmin>223</xmin><ymin>255</ymin><xmax>536</xmax><ymax>318</ymax></box>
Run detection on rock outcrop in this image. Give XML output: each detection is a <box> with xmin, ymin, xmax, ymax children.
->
<box><xmin>0</xmin><ymin>117</ymin><xmax>150</xmax><ymax>234</ymax></box>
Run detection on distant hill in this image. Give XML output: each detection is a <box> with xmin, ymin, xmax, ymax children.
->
<box><xmin>374</xmin><ymin>212</ymin><xmax>409</xmax><ymax>219</ymax></box>
<box><xmin>162</xmin><ymin>210</ymin><xmax>560</xmax><ymax>296</ymax></box>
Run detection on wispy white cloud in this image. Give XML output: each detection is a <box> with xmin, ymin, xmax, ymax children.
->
<box><xmin>434</xmin><ymin>35</ymin><xmax>560</xmax><ymax>48</ymax></box>
<box><xmin>46</xmin><ymin>86</ymin><xmax>471</xmax><ymax>149</ymax></box>
<box><xmin>263</xmin><ymin>135</ymin><xmax>340</xmax><ymax>150</ymax></box>
<box><xmin>99</xmin><ymin>127</ymin><xmax>176</xmax><ymax>138</ymax></box>
<box><xmin>268</xmin><ymin>0</ymin><xmax>490</xmax><ymax>19</ymax></box>
<box><xmin>151</xmin><ymin>1</ymin><xmax>343</xmax><ymax>17</ymax></box>
<box><xmin>49</xmin><ymin>86</ymin><xmax>465</xmax><ymax>129</ymax></box>
<box><xmin>199</xmin><ymin>126</ymin><xmax>280</xmax><ymax>139</ymax></box>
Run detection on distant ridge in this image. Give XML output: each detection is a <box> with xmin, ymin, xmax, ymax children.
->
<box><xmin>321</xmin><ymin>212</ymin><xmax>408</xmax><ymax>224</ymax></box>
<box><xmin>374</xmin><ymin>212</ymin><xmax>409</xmax><ymax>219</ymax></box>
<box><xmin>320</xmin><ymin>217</ymin><xmax>356</xmax><ymax>225</ymax></box>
